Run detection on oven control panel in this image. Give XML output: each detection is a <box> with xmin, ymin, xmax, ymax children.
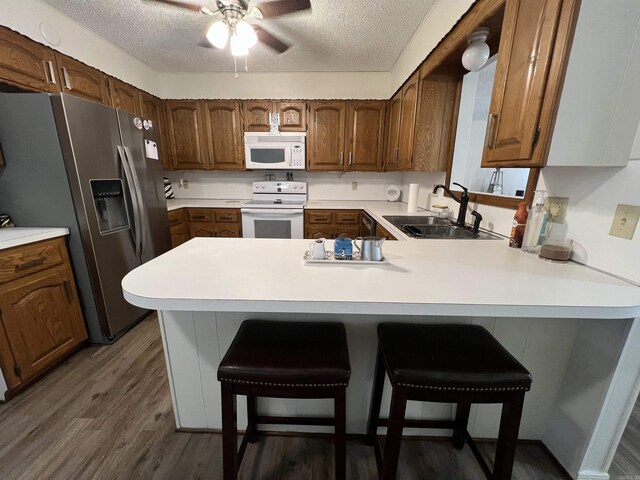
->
<box><xmin>252</xmin><ymin>181</ymin><xmax>307</xmax><ymax>194</ymax></box>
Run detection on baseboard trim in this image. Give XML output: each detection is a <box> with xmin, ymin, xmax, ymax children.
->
<box><xmin>577</xmin><ymin>472</ymin><xmax>609</xmax><ymax>480</ymax></box>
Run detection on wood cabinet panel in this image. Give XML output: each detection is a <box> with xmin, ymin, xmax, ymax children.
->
<box><xmin>276</xmin><ymin>101</ymin><xmax>306</xmax><ymax>131</ymax></box>
<box><xmin>334</xmin><ymin>225</ymin><xmax>360</xmax><ymax>239</ymax></box>
<box><xmin>214</xmin><ymin>209</ymin><xmax>240</xmax><ymax>223</ymax></box>
<box><xmin>165</xmin><ymin>100</ymin><xmax>207</xmax><ymax>170</ymax></box>
<box><xmin>55</xmin><ymin>53</ymin><xmax>109</xmax><ymax>104</ymax></box>
<box><xmin>188</xmin><ymin>209</ymin><xmax>213</xmax><ymax>223</ymax></box>
<box><xmin>346</xmin><ymin>100</ymin><xmax>386</xmax><ymax>172</ymax></box>
<box><xmin>138</xmin><ymin>92</ymin><xmax>167</xmax><ymax>169</ymax></box>
<box><xmin>170</xmin><ymin>223</ymin><xmax>189</xmax><ymax>248</ymax></box>
<box><xmin>307</xmin><ymin>101</ymin><xmax>347</xmax><ymax>171</ymax></box>
<box><xmin>335</xmin><ymin>211</ymin><xmax>360</xmax><ymax>225</ymax></box>
<box><xmin>396</xmin><ymin>71</ymin><xmax>419</xmax><ymax>170</ymax></box>
<box><xmin>304</xmin><ymin>209</ymin><xmax>362</xmax><ymax>239</ymax></box>
<box><xmin>0</xmin><ymin>239</ymin><xmax>64</xmax><ymax>285</ymax></box>
<box><xmin>482</xmin><ymin>0</ymin><xmax>563</xmax><ymax>166</ymax></box>
<box><xmin>189</xmin><ymin>223</ymin><xmax>214</xmax><ymax>238</ymax></box>
<box><xmin>0</xmin><ymin>27</ymin><xmax>57</xmax><ymax>92</ymax></box>
<box><xmin>243</xmin><ymin>100</ymin><xmax>271</xmax><ymax>132</ymax></box>
<box><xmin>305</xmin><ymin>228</ymin><xmax>334</xmax><ymax>240</ymax></box>
<box><xmin>108</xmin><ymin>77</ymin><xmax>141</xmax><ymax>115</ymax></box>
<box><xmin>376</xmin><ymin>223</ymin><xmax>397</xmax><ymax>241</ymax></box>
<box><xmin>168</xmin><ymin>208</ymin><xmax>185</xmax><ymax>226</ymax></box>
<box><xmin>214</xmin><ymin>224</ymin><xmax>241</xmax><ymax>238</ymax></box>
<box><xmin>306</xmin><ymin>210</ymin><xmax>333</xmax><ymax>224</ymax></box>
<box><xmin>203</xmin><ymin>101</ymin><xmax>245</xmax><ymax>171</ymax></box>
<box><xmin>385</xmin><ymin>92</ymin><xmax>402</xmax><ymax>170</ymax></box>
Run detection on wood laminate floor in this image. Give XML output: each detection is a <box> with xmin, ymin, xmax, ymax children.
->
<box><xmin>0</xmin><ymin>314</ymin><xmax>574</xmax><ymax>479</ymax></box>
<box><xmin>610</xmin><ymin>392</ymin><xmax>640</xmax><ymax>479</ymax></box>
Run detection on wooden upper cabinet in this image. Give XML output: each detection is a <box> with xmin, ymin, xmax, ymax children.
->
<box><xmin>243</xmin><ymin>100</ymin><xmax>307</xmax><ymax>132</ymax></box>
<box><xmin>0</xmin><ymin>27</ymin><xmax>58</xmax><ymax>92</ymax></box>
<box><xmin>396</xmin><ymin>71</ymin><xmax>419</xmax><ymax>170</ymax></box>
<box><xmin>276</xmin><ymin>101</ymin><xmax>306</xmax><ymax>131</ymax></box>
<box><xmin>55</xmin><ymin>53</ymin><xmax>109</xmax><ymax>104</ymax></box>
<box><xmin>108</xmin><ymin>77</ymin><xmax>141</xmax><ymax>115</ymax></box>
<box><xmin>164</xmin><ymin>100</ymin><xmax>207</xmax><ymax>170</ymax></box>
<box><xmin>307</xmin><ymin>101</ymin><xmax>347</xmax><ymax>171</ymax></box>
<box><xmin>202</xmin><ymin>100</ymin><xmax>245</xmax><ymax>171</ymax></box>
<box><xmin>138</xmin><ymin>92</ymin><xmax>167</xmax><ymax>169</ymax></box>
<box><xmin>345</xmin><ymin>100</ymin><xmax>386</xmax><ymax>172</ymax></box>
<box><xmin>243</xmin><ymin>100</ymin><xmax>272</xmax><ymax>131</ymax></box>
<box><xmin>385</xmin><ymin>92</ymin><xmax>402</xmax><ymax>169</ymax></box>
<box><xmin>482</xmin><ymin>0</ymin><xmax>563</xmax><ymax>167</ymax></box>
<box><xmin>412</xmin><ymin>65</ymin><xmax>460</xmax><ymax>172</ymax></box>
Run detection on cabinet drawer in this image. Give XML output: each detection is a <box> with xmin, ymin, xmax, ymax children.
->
<box><xmin>188</xmin><ymin>209</ymin><xmax>213</xmax><ymax>223</ymax></box>
<box><xmin>189</xmin><ymin>223</ymin><xmax>214</xmax><ymax>238</ymax></box>
<box><xmin>335</xmin><ymin>211</ymin><xmax>360</xmax><ymax>225</ymax></box>
<box><xmin>168</xmin><ymin>208</ymin><xmax>185</xmax><ymax>226</ymax></box>
<box><xmin>0</xmin><ymin>238</ymin><xmax>65</xmax><ymax>285</ymax></box>
<box><xmin>306</xmin><ymin>210</ymin><xmax>333</xmax><ymax>225</ymax></box>
<box><xmin>214</xmin><ymin>209</ymin><xmax>240</xmax><ymax>224</ymax></box>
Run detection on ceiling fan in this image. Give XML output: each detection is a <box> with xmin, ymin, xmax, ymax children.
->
<box><xmin>150</xmin><ymin>0</ymin><xmax>311</xmax><ymax>55</ymax></box>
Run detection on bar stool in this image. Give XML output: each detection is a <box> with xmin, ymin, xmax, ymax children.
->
<box><xmin>217</xmin><ymin>320</ymin><xmax>351</xmax><ymax>480</ymax></box>
<box><xmin>366</xmin><ymin>323</ymin><xmax>532</xmax><ymax>480</ymax></box>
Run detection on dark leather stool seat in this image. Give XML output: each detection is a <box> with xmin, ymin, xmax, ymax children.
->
<box><xmin>218</xmin><ymin>320</ymin><xmax>351</xmax><ymax>480</ymax></box>
<box><xmin>368</xmin><ymin>323</ymin><xmax>532</xmax><ymax>480</ymax></box>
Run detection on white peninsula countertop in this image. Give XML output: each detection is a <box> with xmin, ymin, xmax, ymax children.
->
<box><xmin>122</xmin><ymin>237</ymin><xmax>640</xmax><ymax>319</ymax></box>
<box><xmin>0</xmin><ymin>227</ymin><xmax>69</xmax><ymax>251</ymax></box>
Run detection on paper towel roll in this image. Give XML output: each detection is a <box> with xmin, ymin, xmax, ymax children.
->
<box><xmin>407</xmin><ymin>183</ymin><xmax>419</xmax><ymax>212</ymax></box>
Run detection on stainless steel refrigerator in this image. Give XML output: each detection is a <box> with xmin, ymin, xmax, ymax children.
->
<box><xmin>0</xmin><ymin>93</ymin><xmax>171</xmax><ymax>343</ymax></box>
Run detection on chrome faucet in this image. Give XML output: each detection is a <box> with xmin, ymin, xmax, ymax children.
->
<box><xmin>432</xmin><ymin>183</ymin><xmax>470</xmax><ymax>227</ymax></box>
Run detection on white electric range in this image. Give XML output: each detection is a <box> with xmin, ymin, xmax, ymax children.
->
<box><xmin>241</xmin><ymin>181</ymin><xmax>307</xmax><ymax>238</ymax></box>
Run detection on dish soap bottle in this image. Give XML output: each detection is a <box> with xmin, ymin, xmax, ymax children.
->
<box><xmin>509</xmin><ymin>202</ymin><xmax>529</xmax><ymax>248</ymax></box>
<box><xmin>522</xmin><ymin>190</ymin><xmax>550</xmax><ymax>253</ymax></box>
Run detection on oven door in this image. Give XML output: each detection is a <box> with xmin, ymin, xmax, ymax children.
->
<box><xmin>245</xmin><ymin>143</ymin><xmax>292</xmax><ymax>170</ymax></box>
<box><xmin>241</xmin><ymin>209</ymin><xmax>304</xmax><ymax>239</ymax></box>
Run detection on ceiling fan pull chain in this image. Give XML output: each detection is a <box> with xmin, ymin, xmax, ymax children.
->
<box><xmin>234</xmin><ymin>56</ymin><xmax>238</xmax><ymax>79</ymax></box>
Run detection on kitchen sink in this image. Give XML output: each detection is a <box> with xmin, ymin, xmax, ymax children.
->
<box><xmin>382</xmin><ymin>215</ymin><xmax>502</xmax><ymax>240</ymax></box>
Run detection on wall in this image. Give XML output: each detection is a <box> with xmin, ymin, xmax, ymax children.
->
<box><xmin>1</xmin><ymin>0</ymin><xmax>162</xmax><ymax>96</ymax></box>
<box><xmin>166</xmin><ymin>171</ymin><xmax>403</xmax><ymax>202</ymax></box>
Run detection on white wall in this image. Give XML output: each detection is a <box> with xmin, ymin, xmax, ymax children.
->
<box><xmin>1</xmin><ymin>0</ymin><xmax>162</xmax><ymax>96</ymax></box>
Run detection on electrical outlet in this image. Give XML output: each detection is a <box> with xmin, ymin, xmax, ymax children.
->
<box><xmin>546</xmin><ymin>197</ymin><xmax>569</xmax><ymax>224</ymax></box>
<box><xmin>352</xmin><ymin>182</ymin><xmax>358</xmax><ymax>191</ymax></box>
<box><xmin>609</xmin><ymin>204</ymin><xmax>640</xmax><ymax>240</ymax></box>
<box><xmin>179</xmin><ymin>178</ymin><xmax>189</xmax><ymax>189</ymax></box>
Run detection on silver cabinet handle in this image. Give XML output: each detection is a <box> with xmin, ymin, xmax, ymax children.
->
<box><xmin>44</xmin><ymin>60</ymin><xmax>56</xmax><ymax>85</ymax></box>
<box><xmin>62</xmin><ymin>67</ymin><xmax>72</xmax><ymax>89</ymax></box>
<box><xmin>484</xmin><ymin>113</ymin><xmax>498</xmax><ymax>148</ymax></box>
<box><xmin>339</xmin><ymin>151</ymin><xmax>344</xmax><ymax>165</ymax></box>
<box><xmin>348</xmin><ymin>152</ymin><xmax>353</xmax><ymax>165</ymax></box>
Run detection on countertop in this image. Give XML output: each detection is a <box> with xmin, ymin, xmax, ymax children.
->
<box><xmin>166</xmin><ymin>199</ymin><xmax>249</xmax><ymax>211</ymax></box>
<box><xmin>122</xmin><ymin>237</ymin><xmax>640</xmax><ymax>319</ymax></box>
<box><xmin>0</xmin><ymin>227</ymin><xmax>69</xmax><ymax>251</ymax></box>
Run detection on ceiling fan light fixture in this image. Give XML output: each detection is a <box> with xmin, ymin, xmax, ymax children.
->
<box><xmin>230</xmin><ymin>32</ymin><xmax>249</xmax><ymax>56</ymax></box>
<box><xmin>235</xmin><ymin>20</ymin><xmax>257</xmax><ymax>49</ymax></box>
<box><xmin>462</xmin><ymin>27</ymin><xmax>490</xmax><ymax>72</ymax></box>
<box><xmin>206</xmin><ymin>20</ymin><xmax>229</xmax><ymax>49</ymax></box>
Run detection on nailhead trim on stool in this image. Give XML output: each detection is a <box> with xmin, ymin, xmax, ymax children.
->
<box><xmin>367</xmin><ymin>323</ymin><xmax>532</xmax><ymax>480</ymax></box>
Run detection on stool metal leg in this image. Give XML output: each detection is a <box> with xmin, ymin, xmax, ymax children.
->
<box><xmin>246</xmin><ymin>395</ymin><xmax>259</xmax><ymax>443</ymax></box>
<box><xmin>366</xmin><ymin>344</ymin><xmax>386</xmax><ymax>447</ymax></box>
<box><xmin>493</xmin><ymin>392</ymin><xmax>525</xmax><ymax>480</ymax></box>
<box><xmin>381</xmin><ymin>386</ymin><xmax>408</xmax><ymax>480</ymax></box>
<box><xmin>335</xmin><ymin>388</ymin><xmax>347</xmax><ymax>480</ymax></box>
<box><xmin>221</xmin><ymin>382</ymin><xmax>238</xmax><ymax>480</ymax></box>
<box><xmin>453</xmin><ymin>402</ymin><xmax>471</xmax><ymax>449</ymax></box>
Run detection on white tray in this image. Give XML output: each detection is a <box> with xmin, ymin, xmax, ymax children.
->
<box><xmin>303</xmin><ymin>250</ymin><xmax>389</xmax><ymax>265</ymax></box>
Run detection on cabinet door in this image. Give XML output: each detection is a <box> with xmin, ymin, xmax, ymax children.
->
<box><xmin>346</xmin><ymin>101</ymin><xmax>386</xmax><ymax>172</ymax></box>
<box><xmin>385</xmin><ymin>92</ymin><xmax>402</xmax><ymax>170</ymax></box>
<box><xmin>165</xmin><ymin>100</ymin><xmax>207</xmax><ymax>170</ymax></box>
<box><xmin>482</xmin><ymin>0</ymin><xmax>562</xmax><ymax>166</ymax></box>
<box><xmin>108</xmin><ymin>77</ymin><xmax>141</xmax><ymax>115</ymax></box>
<box><xmin>55</xmin><ymin>53</ymin><xmax>109</xmax><ymax>104</ymax></box>
<box><xmin>203</xmin><ymin>101</ymin><xmax>245</xmax><ymax>171</ymax></box>
<box><xmin>0</xmin><ymin>28</ymin><xmax>57</xmax><ymax>92</ymax></box>
<box><xmin>334</xmin><ymin>225</ymin><xmax>360</xmax><ymax>239</ymax></box>
<box><xmin>139</xmin><ymin>92</ymin><xmax>167</xmax><ymax>169</ymax></box>
<box><xmin>214</xmin><ymin>224</ymin><xmax>241</xmax><ymax>238</ymax></box>
<box><xmin>307</xmin><ymin>101</ymin><xmax>347</xmax><ymax>171</ymax></box>
<box><xmin>276</xmin><ymin>101</ymin><xmax>307</xmax><ymax>131</ymax></box>
<box><xmin>170</xmin><ymin>223</ymin><xmax>188</xmax><ymax>247</ymax></box>
<box><xmin>189</xmin><ymin>223</ymin><xmax>214</xmax><ymax>238</ymax></box>
<box><xmin>396</xmin><ymin>71</ymin><xmax>419</xmax><ymax>170</ymax></box>
<box><xmin>0</xmin><ymin>266</ymin><xmax>87</xmax><ymax>383</ymax></box>
<box><xmin>376</xmin><ymin>223</ymin><xmax>397</xmax><ymax>241</ymax></box>
<box><xmin>305</xmin><ymin>228</ymin><xmax>334</xmax><ymax>240</ymax></box>
<box><xmin>243</xmin><ymin>100</ymin><xmax>272</xmax><ymax>132</ymax></box>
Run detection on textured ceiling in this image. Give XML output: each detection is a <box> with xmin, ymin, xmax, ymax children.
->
<box><xmin>40</xmin><ymin>0</ymin><xmax>439</xmax><ymax>73</ymax></box>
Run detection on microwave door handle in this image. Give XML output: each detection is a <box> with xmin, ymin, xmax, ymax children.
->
<box><xmin>242</xmin><ymin>209</ymin><xmax>302</xmax><ymax>215</ymax></box>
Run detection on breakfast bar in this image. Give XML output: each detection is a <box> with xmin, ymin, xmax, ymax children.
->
<box><xmin>122</xmin><ymin>237</ymin><xmax>640</xmax><ymax>480</ymax></box>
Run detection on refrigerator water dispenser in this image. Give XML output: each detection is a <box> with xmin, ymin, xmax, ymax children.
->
<box><xmin>90</xmin><ymin>179</ymin><xmax>129</xmax><ymax>234</ymax></box>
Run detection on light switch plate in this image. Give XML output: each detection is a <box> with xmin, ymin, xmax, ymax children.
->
<box><xmin>609</xmin><ymin>204</ymin><xmax>640</xmax><ymax>240</ymax></box>
<box><xmin>546</xmin><ymin>197</ymin><xmax>569</xmax><ymax>224</ymax></box>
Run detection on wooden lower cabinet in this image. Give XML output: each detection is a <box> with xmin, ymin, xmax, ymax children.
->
<box><xmin>168</xmin><ymin>208</ymin><xmax>242</xmax><ymax>243</ymax></box>
<box><xmin>190</xmin><ymin>223</ymin><xmax>214</xmax><ymax>238</ymax></box>
<box><xmin>170</xmin><ymin>223</ymin><xmax>189</xmax><ymax>247</ymax></box>
<box><xmin>0</xmin><ymin>236</ymin><xmax>87</xmax><ymax>395</ymax></box>
<box><xmin>375</xmin><ymin>223</ymin><xmax>398</xmax><ymax>241</ymax></box>
<box><xmin>304</xmin><ymin>209</ymin><xmax>361</xmax><ymax>239</ymax></box>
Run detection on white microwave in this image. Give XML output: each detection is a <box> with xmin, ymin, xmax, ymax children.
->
<box><xmin>244</xmin><ymin>132</ymin><xmax>306</xmax><ymax>170</ymax></box>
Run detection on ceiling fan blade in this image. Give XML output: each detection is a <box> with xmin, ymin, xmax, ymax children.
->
<box><xmin>197</xmin><ymin>39</ymin><xmax>216</xmax><ymax>48</ymax></box>
<box><xmin>148</xmin><ymin>0</ymin><xmax>204</xmax><ymax>13</ymax></box>
<box><xmin>253</xmin><ymin>25</ymin><xmax>290</xmax><ymax>53</ymax></box>
<box><xmin>255</xmin><ymin>0</ymin><xmax>311</xmax><ymax>19</ymax></box>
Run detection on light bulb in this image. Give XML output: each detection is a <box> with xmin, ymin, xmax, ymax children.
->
<box><xmin>462</xmin><ymin>28</ymin><xmax>490</xmax><ymax>72</ymax></box>
<box><xmin>235</xmin><ymin>20</ymin><xmax>257</xmax><ymax>49</ymax></box>
<box><xmin>206</xmin><ymin>20</ymin><xmax>229</xmax><ymax>49</ymax></box>
<box><xmin>230</xmin><ymin>32</ymin><xmax>249</xmax><ymax>56</ymax></box>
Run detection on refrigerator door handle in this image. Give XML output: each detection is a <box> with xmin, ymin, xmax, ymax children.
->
<box><xmin>117</xmin><ymin>145</ymin><xmax>142</xmax><ymax>257</ymax></box>
<box><xmin>123</xmin><ymin>145</ymin><xmax>147</xmax><ymax>255</ymax></box>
